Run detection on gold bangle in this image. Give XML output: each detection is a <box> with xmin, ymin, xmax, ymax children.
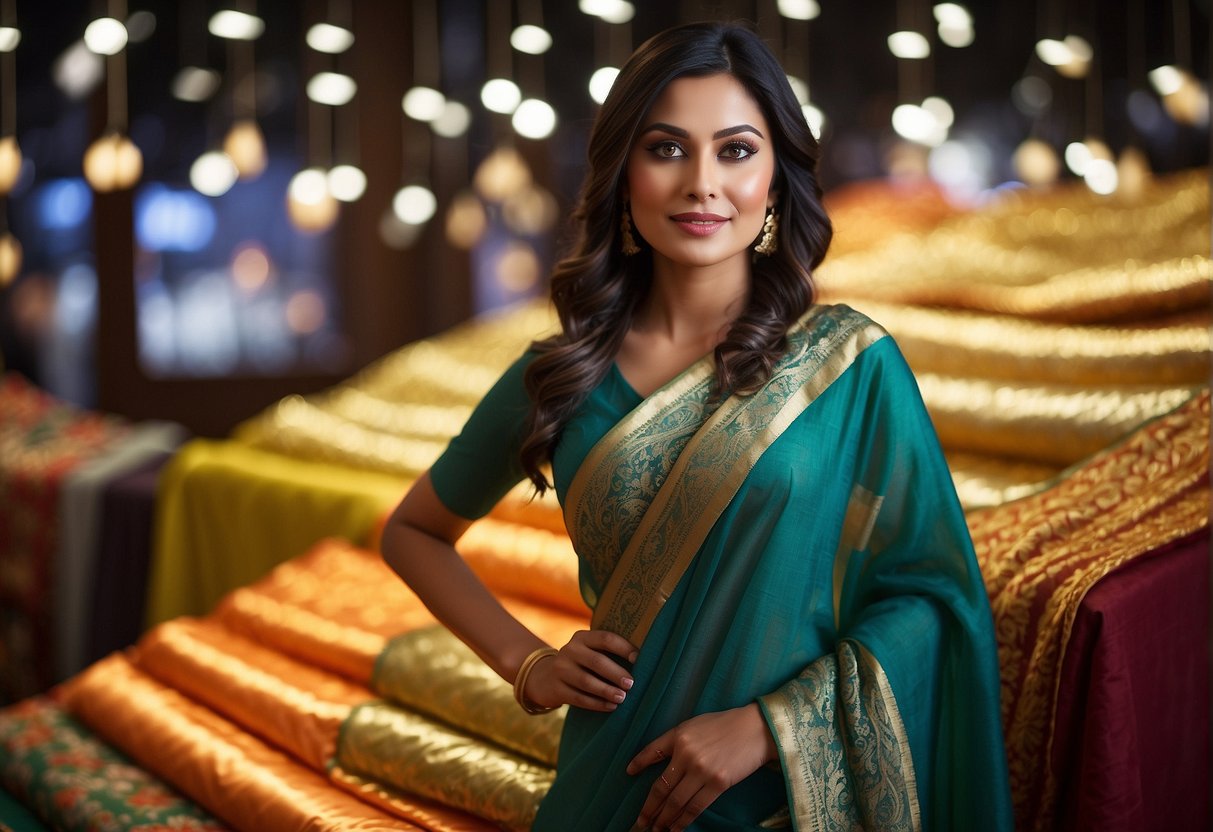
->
<box><xmin>513</xmin><ymin>646</ymin><xmax>559</xmax><ymax>715</ymax></box>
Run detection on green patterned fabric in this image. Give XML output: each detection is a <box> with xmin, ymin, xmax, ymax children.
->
<box><xmin>0</xmin><ymin>697</ymin><xmax>227</xmax><ymax>832</ymax></box>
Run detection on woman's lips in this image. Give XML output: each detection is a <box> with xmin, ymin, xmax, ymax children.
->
<box><xmin>670</xmin><ymin>212</ymin><xmax>729</xmax><ymax>236</ymax></box>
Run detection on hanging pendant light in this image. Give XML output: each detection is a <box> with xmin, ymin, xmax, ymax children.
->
<box><xmin>1013</xmin><ymin>138</ymin><xmax>1060</xmax><ymax>186</ymax></box>
<box><xmin>0</xmin><ymin>1</ymin><xmax>19</xmax><ymax>197</ymax></box>
<box><xmin>210</xmin><ymin>4</ymin><xmax>267</xmax><ymax>183</ymax></box>
<box><xmin>84</xmin><ymin>130</ymin><xmax>142</xmax><ymax>191</ymax></box>
<box><xmin>0</xmin><ymin>135</ymin><xmax>17</xmax><ymax>194</ymax></box>
<box><xmin>189</xmin><ymin>149</ymin><xmax>239</xmax><ymax>197</ymax></box>
<box><xmin>287</xmin><ymin>166</ymin><xmax>338</xmax><ymax>233</ymax></box>
<box><xmin>223</xmin><ymin>118</ymin><xmax>267</xmax><ymax>179</ymax></box>
<box><xmin>82</xmin><ymin>3</ymin><xmax>141</xmax><ymax>192</ymax></box>
<box><xmin>0</xmin><ymin>229</ymin><xmax>20</xmax><ymax>286</ymax></box>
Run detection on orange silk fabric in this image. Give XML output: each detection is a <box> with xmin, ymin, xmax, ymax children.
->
<box><xmin>59</xmin><ymin>536</ymin><xmax>588</xmax><ymax>831</ymax></box>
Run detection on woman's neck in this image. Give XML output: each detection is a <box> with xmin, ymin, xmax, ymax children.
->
<box><xmin>634</xmin><ymin>255</ymin><xmax>750</xmax><ymax>349</ymax></box>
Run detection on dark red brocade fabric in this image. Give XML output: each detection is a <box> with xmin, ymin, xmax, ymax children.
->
<box><xmin>1051</xmin><ymin>530</ymin><xmax>1210</xmax><ymax>832</ymax></box>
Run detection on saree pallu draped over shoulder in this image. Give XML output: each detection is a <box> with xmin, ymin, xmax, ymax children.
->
<box><xmin>539</xmin><ymin>305</ymin><xmax>1013</xmax><ymax>831</ymax></box>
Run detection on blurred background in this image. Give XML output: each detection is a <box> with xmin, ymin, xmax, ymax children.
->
<box><xmin>0</xmin><ymin>0</ymin><xmax>1207</xmax><ymax>436</ymax></box>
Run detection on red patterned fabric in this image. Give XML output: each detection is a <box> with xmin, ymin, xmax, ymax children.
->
<box><xmin>0</xmin><ymin>375</ymin><xmax>129</xmax><ymax>702</ymax></box>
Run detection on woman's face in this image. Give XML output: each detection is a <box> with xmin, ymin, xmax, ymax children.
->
<box><xmin>625</xmin><ymin>73</ymin><xmax>777</xmax><ymax>273</ymax></box>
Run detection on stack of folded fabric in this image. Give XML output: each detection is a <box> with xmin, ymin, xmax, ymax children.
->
<box><xmin>2</xmin><ymin>170</ymin><xmax>1204</xmax><ymax>831</ymax></box>
<box><xmin>1</xmin><ymin>391</ymin><xmax>1204</xmax><ymax>831</ymax></box>
<box><xmin>0</xmin><ymin>374</ymin><xmax>185</xmax><ymax>704</ymax></box>
<box><xmin>9</xmin><ymin>517</ymin><xmax>589</xmax><ymax>830</ymax></box>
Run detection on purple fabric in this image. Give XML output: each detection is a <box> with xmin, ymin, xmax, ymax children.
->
<box><xmin>1052</xmin><ymin>529</ymin><xmax>1210</xmax><ymax>832</ymax></box>
<box><xmin>83</xmin><ymin>452</ymin><xmax>173</xmax><ymax>667</ymax></box>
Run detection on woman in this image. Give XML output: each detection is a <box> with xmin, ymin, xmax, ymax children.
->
<box><xmin>382</xmin><ymin>21</ymin><xmax>1012</xmax><ymax>832</ymax></box>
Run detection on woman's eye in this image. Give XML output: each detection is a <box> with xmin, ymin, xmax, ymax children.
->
<box><xmin>720</xmin><ymin>142</ymin><xmax>756</xmax><ymax>160</ymax></box>
<box><xmin>650</xmin><ymin>142</ymin><xmax>684</xmax><ymax>159</ymax></box>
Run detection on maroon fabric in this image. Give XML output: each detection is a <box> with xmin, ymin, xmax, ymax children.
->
<box><xmin>83</xmin><ymin>452</ymin><xmax>173</xmax><ymax>668</ymax></box>
<box><xmin>1051</xmin><ymin>529</ymin><xmax>1210</xmax><ymax>832</ymax></box>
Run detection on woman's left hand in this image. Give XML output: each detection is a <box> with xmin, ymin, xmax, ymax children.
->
<box><xmin>625</xmin><ymin>703</ymin><xmax>778</xmax><ymax>832</ymax></box>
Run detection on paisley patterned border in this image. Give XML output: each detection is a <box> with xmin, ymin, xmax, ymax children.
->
<box><xmin>562</xmin><ymin>349</ymin><xmax>718</xmax><ymax>604</ymax></box>
<box><xmin>589</xmin><ymin>306</ymin><xmax>887</xmax><ymax>645</ymax></box>
<box><xmin>758</xmin><ymin>641</ymin><xmax>920</xmax><ymax>832</ymax></box>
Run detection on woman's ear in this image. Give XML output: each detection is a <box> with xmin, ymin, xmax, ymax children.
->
<box><xmin>767</xmin><ymin>190</ymin><xmax>780</xmax><ymax>209</ymax></box>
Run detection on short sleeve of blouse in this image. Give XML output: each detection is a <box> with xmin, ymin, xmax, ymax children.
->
<box><xmin>429</xmin><ymin>350</ymin><xmax>534</xmax><ymax>520</ymax></box>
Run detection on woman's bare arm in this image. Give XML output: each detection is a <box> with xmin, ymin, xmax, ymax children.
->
<box><xmin>380</xmin><ymin>472</ymin><xmax>638</xmax><ymax>710</ymax></box>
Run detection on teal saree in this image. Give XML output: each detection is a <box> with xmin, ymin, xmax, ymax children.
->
<box><xmin>430</xmin><ymin>305</ymin><xmax>1012</xmax><ymax>831</ymax></box>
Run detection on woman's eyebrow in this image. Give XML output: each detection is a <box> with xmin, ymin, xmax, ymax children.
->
<box><xmin>714</xmin><ymin>124</ymin><xmax>765</xmax><ymax>139</ymax></box>
<box><xmin>638</xmin><ymin>122</ymin><xmax>766</xmax><ymax>140</ymax></box>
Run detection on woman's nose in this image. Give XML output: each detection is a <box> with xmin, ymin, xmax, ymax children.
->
<box><xmin>685</xmin><ymin>155</ymin><xmax>718</xmax><ymax>202</ymax></box>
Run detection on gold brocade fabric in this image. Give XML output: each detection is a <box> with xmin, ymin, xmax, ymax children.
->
<box><xmin>233</xmin><ymin>301</ymin><xmax>559</xmax><ymax>482</ymax></box>
<box><xmin>374</xmin><ymin>627</ymin><xmax>566</xmax><ymax>766</ymax></box>
<box><xmin>337</xmin><ymin>701</ymin><xmax>555</xmax><ymax>832</ymax></box>
<box><xmin>966</xmin><ymin>390</ymin><xmax>1210</xmax><ymax>832</ymax></box>
<box><xmin>944</xmin><ymin>452</ymin><xmax>1062</xmax><ymax>510</ymax></box>
<box><xmin>840</xmin><ymin>299</ymin><xmax>1211</xmax><ymax>386</ymax></box>
<box><xmin>816</xmin><ymin>170</ymin><xmax>1210</xmax><ymax>322</ymax></box>
<box><xmin>59</xmin><ymin>537</ymin><xmax>582</xmax><ymax>831</ymax></box>
<box><xmin>917</xmin><ymin>374</ymin><xmax>1202</xmax><ymax>466</ymax></box>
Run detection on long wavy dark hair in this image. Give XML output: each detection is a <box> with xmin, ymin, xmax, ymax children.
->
<box><xmin>520</xmin><ymin>21</ymin><xmax>833</xmax><ymax>494</ymax></box>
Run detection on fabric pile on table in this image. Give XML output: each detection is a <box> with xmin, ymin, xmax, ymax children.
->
<box><xmin>0</xmin><ymin>170</ymin><xmax>1207</xmax><ymax>831</ymax></box>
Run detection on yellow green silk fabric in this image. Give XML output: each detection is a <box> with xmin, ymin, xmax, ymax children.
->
<box><xmin>145</xmin><ymin>439</ymin><xmax>407</xmax><ymax>626</ymax></box>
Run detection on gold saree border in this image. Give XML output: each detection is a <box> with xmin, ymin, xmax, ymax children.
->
<box><xmin>759</xmin><ymin>641</ymin><xmax>920</xmax><ymax>832</ymax></box>
<box><xmin>563</xmin><ymin>347</ymin><xmax>720</xmax><ymax>603</ymax></box>
<box><xmin>591</xmin><ymin>307</ymin><xmax>887</xmax><ymax>645</ymax></box>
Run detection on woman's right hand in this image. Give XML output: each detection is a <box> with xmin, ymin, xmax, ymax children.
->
<box><xmin>524</xmin><ymin>629</ymin><xmax>640</xmax><ymax>712</ymax></box>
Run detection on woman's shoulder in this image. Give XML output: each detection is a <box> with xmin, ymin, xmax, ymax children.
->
<box><xmin>790</xmin><ymin>303</ymin><xmax>894</xmax><ymax>356</ymax></box>
<box><xmin>798</xmin><ymin>302</ymin><xmax>889</xmax><ymax>336</ymax></box>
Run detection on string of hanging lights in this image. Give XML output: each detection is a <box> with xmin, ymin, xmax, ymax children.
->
<box><xmin>81</xmin><ymin>0</ymin><xmax>142</xmax><ymax>193</ymax></box>
<box><xmin>0</xmin><ymin>0</ymin><xmax>19</xmax><ymax>287</ymax></box>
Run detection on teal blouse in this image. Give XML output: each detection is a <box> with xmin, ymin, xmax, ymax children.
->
<box><xmin>429</xmin><ymin>354</ymin><xmax>640</xmax><ymax>520</ymax></box>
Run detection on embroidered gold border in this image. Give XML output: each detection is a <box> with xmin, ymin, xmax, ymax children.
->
<box><xmin>562</xmin><ymin>352</ymin><xmax>717</xmax><ymax>579</ymax></box>
<box><xmin>592</xmin><ymin>308</ymin><xmax>888</xmax><ymax>645</ymax></box>
<box><xmin>760</xmin><ymin>654</ymin><xmax>840</xmax><ymax>832</ymax></box>
<box><xmin>759</xmin><ymin>642</ymin><xmax>921</xmax><ymax>832</ymax></box>
<box><xmin>856</xmin><ymin>643</ymin><xmax>921</xmax><ymax>831</ymax></box>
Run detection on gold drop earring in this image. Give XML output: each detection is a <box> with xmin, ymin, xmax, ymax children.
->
<box><xmin>754</xmin><ymin>206</ymin><xmax>779</xmax><ymax>256</ymax></box>
<box><xmin>620</xmin><ymin>203</ymin><xmax>641</xmax><ymax>256</ymax></box>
